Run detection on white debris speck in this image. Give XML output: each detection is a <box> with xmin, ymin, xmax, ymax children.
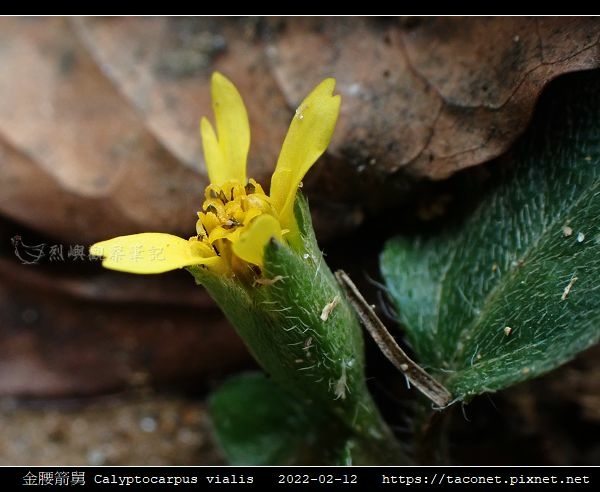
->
<box><xmin>347</xmin><ymin>83</ymin><xmax>362</xmax><ymax>96</ymax></box>
<box><xmin>303</xmin><ymin>337</ymin><xmax>313</xmax><ymax>351</ymax></box>
<box><xmin>562</xmin><ymin>226</ymin><xmax>573</xmax><ymax>237</ymax></box>
<box><xmin>295</xmin><ymin>104</ymin><xmax>307</xmax><ymax>120</ymax></box>
<box><xmin>139</xmin><ymin>416</ymin><xmax>157</xmax><ymax>433</ymax></box>
<box><xmin>561</xmin><ymin>275</ymin><xmax>578</xmax><ymax>301</ymax></box>
<box><xmin>320</xmin><ymin>295</ymin><xmax>340</xmax><ymax>321</ymax></box>
<box><xmin>334</xmin><ymin>363</ymin><xmax>348</xmax><ymax>400</ymax></box>
<box><xmin>266</xmin><ymin>45</ymin><xmax>278</xmax><ymax>59</ymax></box>
<box><xmin>87</xmin><ymin>449</ymin><xmax>106</xmax><ymax>465</ymax></box>
<box><xmin>504</xmin><ymin>326</ymin><xmax>512</xmax><ymax>336</ymax></box>
<box><xmin>577</xmin><ymin>232</ymin><xmax>585</xmax><ymax>243</ymax></box>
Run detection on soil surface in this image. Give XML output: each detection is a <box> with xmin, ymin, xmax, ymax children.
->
<box><xmin>0</xmin><ymin>393</ymin><xmax>224</xmax><ymax>465</ymax></box>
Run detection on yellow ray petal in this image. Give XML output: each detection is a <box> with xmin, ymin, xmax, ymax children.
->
<box><xmin>200</xmin><ymin>117</ymin><xmax>223</xmax><ymax>179</ymax></box>
<box><xmin>90</xmin><ymin>233</ymin><xmax>219</xmax><ymax>274</ymax></box>
<box><xmin>232</xmin><ymin>214</ymin><xmax>282</xmax><ymax>268</ymax></box>
<box><xmin>270</xmin><ymin>78</ymin><xmax>341</xmax><ymax>232</ymax></box>
<box><xmin>200</xmin><ymin>72</ymin><xmax>250</xmax><ymax>186</ymax></box>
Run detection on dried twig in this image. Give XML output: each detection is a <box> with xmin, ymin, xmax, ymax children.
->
<box><xmin>335</xmin><ymin>270</ymin><xmax>452</xmax><ymax>408</ymax></box>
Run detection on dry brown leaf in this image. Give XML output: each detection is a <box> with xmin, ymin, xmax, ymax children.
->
<box><xmin>2</xmin><ymin>17</ymin><xmax>599</xmax><ymax>241</ymax></box>
<box><xmin>267</xmin><ymin>17</ymin><xmax>600</xmax><ymax>179</ymax></box>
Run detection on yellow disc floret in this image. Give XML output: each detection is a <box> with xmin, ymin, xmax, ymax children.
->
<box><xmin>191</xmin><ymin>179</ymin><xmax>274</xmax><ymax>271</ymax></box>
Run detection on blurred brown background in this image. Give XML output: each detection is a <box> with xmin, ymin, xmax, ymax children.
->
<box><xmin>0</xmin><ymin>16</ymin><xmax>598</xmax><ymax>465</ymax></box>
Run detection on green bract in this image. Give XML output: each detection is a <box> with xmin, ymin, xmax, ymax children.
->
<box><xmin>193</xmin><ymin>195</ymin><xmax>405</xmax><ymax>464</ymax></box>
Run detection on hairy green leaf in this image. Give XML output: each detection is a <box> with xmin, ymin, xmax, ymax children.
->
<box><xmin>381</xmin><ymin>71</ymin><xmax>600</xmax><ymax>400</ymax></box>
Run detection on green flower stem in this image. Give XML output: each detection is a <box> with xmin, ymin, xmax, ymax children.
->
<box><xmin>189</xmin><ymin>195</ymin><xmax>407</xmax><ymax>464</ymax></box>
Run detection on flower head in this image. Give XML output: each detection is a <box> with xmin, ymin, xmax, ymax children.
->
<box><xmin>87</xmin><ymin>79</ymin><xmax>402</xmax><ymax>459</ymax></box>
<box><xmin>90</xmin><ymin>73</ymin><xmax>340</xmax><ymax>276</ymax></box>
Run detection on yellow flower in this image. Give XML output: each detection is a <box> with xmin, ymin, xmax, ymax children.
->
<box><xmin>90</xmin><ymin>73</ymin><xmax>341</xmax><ymax>275</ymax></box>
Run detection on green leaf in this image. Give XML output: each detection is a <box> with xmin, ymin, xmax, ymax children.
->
<box><xmin>209</xmin><ymin>372</ymin><xmax>337</xmax><ymax>465</ymax></box>
<box><xmin>381</xmin><ymin>71</ymin><xmax>600</xmax><ymax>400</ymax></box>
